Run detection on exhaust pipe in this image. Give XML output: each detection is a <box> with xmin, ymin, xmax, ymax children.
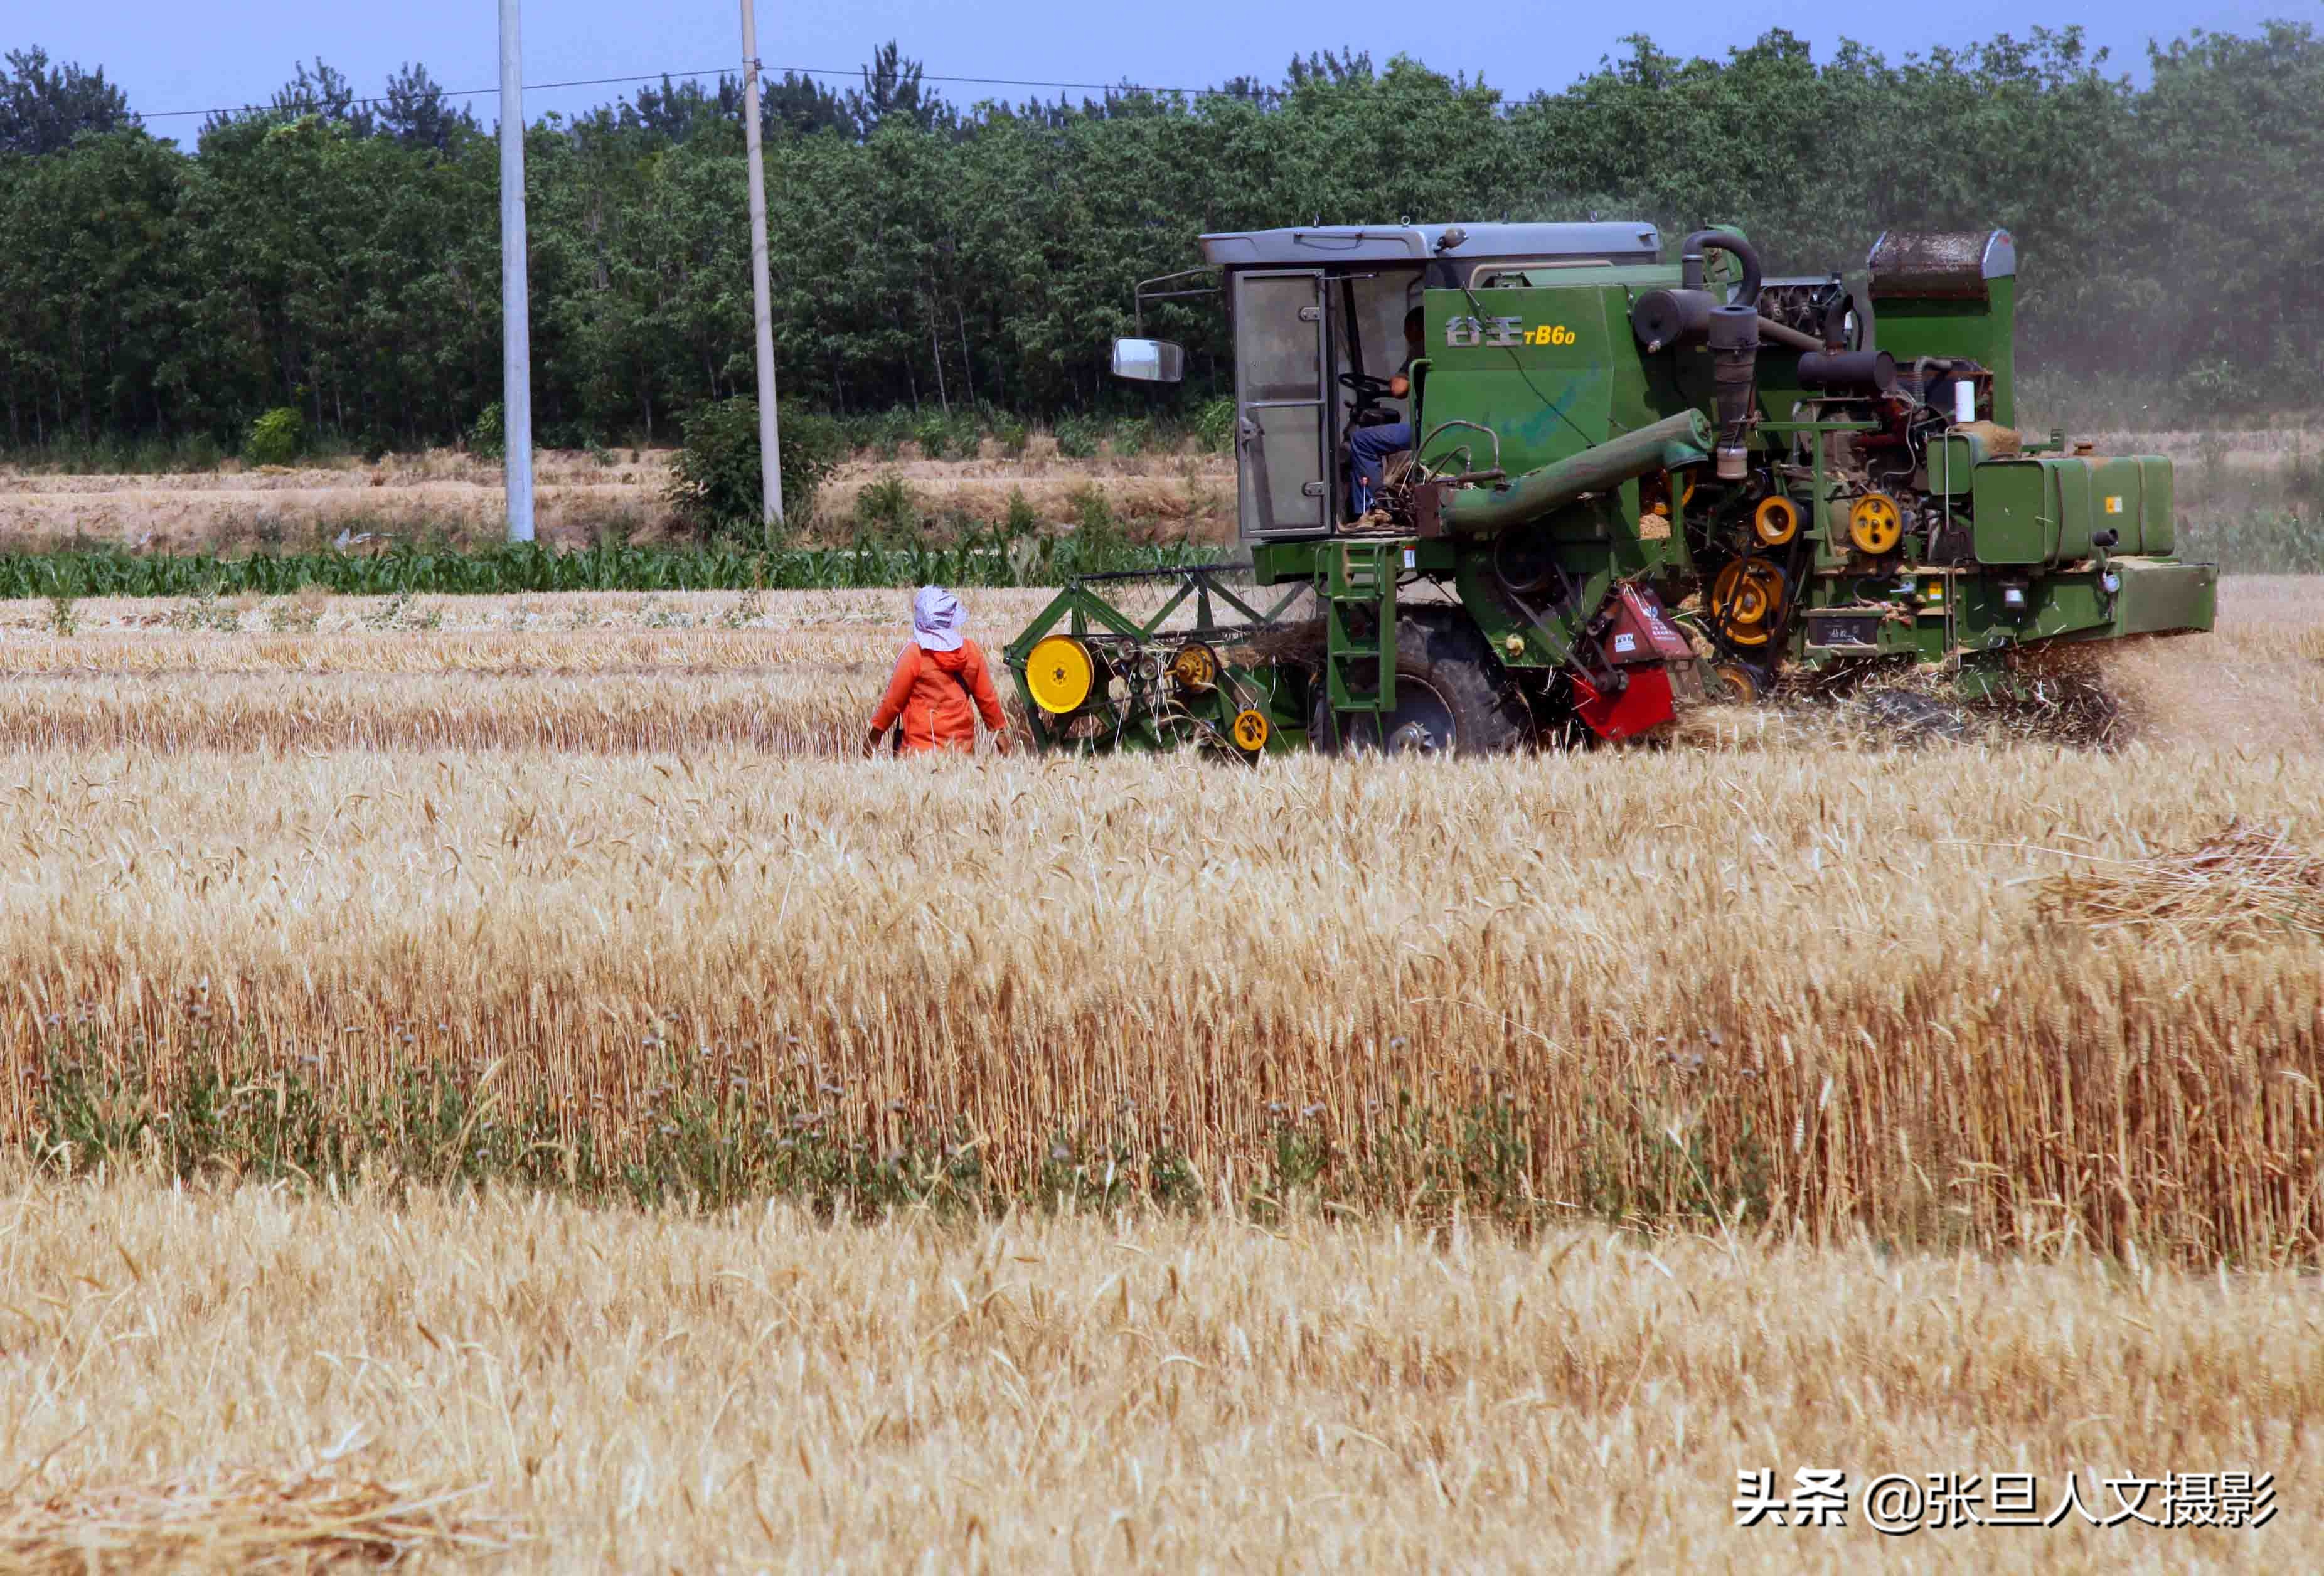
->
<box><xmin>1679</xmin><ymin>228</ymin><xmax>1762</xmax><ymax>307</ymax></box>
<box><xmin>1632</xmin><ymin>230</ymin><xmax>1765</xmax><ymax>480</ymax></box>
<box><xmin>1686</xmin><ymin>232</ymin><xmax>1763</xmax><ymax>481</ymax></box>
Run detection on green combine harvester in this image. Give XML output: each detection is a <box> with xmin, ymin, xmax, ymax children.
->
<box><xmin>1003</xmin><ymin>223</ymin><xmax>2217</xmax><ymax>755</ymax></box>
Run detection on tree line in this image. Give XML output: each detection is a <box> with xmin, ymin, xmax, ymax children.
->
<box><xmin>1</xmin><ymin>25</ymin><xmax>2318</xmax><ymax>454</ymax></box>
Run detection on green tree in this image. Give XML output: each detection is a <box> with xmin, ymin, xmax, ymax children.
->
<box><xmin>201</xmin><ymin>58</ymin><xmax>377</xmax><ymax>143</ymax></box>
<box><xmin>379</xmin><ymin>63</ymin><xmax>479</xmax><ymax>154</ymax></box>
<box><xmin>6</xmin><ymin>26</ymin><xmax>2321</xmax><ymax>455</ymax></box>
<box><xmin>0</xmin><ymin>46</ymin><xmax>136</xmax><ymax>155</ymax></box>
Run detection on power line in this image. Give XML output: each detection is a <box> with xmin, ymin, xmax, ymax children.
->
<box><xmin>138</xmin><ymin>63</ymin><xmax>1236</xmax><ymax>122</ymax></box>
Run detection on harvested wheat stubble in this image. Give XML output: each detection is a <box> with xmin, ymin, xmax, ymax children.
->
<box><xmin>0</xmin><ymin>586</ymin><xmax>1071</xmax><ymax>640</ymax></box>
<box><xmin>0</xmin><ymin>629</ymin><xmax>909</xmax><ymax>676</ymax></box>
<box><xmin>0</xmin><ymin>1468</ymin><xmax>503</xmax><ymax>1574</ymax></box>
<box><xmin>1</xmin><ymin>1179</ymin><xmax>2315</xmax><ymax>1571</ymax></box>
<box><xmin>3</xmin><ymin>574</ymin><xmax>2316</xmax><ymax>752</ymax></box>
<box><xmin>0</xmin><ymin>576</ymin><xmax>2313</xmax><ymax>759</ymax></box>
<box><xmin>2042</xmin><ymin>821</ymin><xmax>2324</xmax><ymax>939</ymax></box>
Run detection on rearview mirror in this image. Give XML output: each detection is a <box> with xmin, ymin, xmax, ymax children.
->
<box><xmin>1111</xmin><ymin>338</ymin><xmax>1185</xmax><ymax>383</ymax></box>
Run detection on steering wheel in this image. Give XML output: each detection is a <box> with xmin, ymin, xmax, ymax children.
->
<box><xmin>1338</xmin><ymin>370</ymin><xmax>1400</xmax><ymax>429</ymax></box>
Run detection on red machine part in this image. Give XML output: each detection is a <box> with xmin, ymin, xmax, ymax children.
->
<box><xmin>1571</xmin><ymin>664</ymin><xmax>1675</xmax><ymax>740</ymax></box>
<box><xmin>1599</xmin><ymin>584</ymin><xmax>1695</xmax><ymax>668</ymax></box>
<box><xmin>1570</xmin><ymin>583</ymin><xmax>1687</xmax><ymax>740</ymax></box>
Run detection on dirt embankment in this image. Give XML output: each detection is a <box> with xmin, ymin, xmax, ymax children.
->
<box><xmin>0</xmin><ymin>440</ymin><xmax>1237</xmax><ymax>554</ymax></box>
<box><xmin>0</xmin><ymin>449</ymin><xmax>665</xmax><ymax>553</ymax></box>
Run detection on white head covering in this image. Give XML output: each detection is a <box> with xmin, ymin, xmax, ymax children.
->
<box><xmin>912</xmin><ymin>585</ymin><xmax>966</xmax><ymax>651</ymax></box>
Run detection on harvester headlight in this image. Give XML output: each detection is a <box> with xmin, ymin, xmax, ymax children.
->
<box><xmin>2100</xmin><ymin>570</ymin><xmax>2122</xmax><ymax>595</ymax></box>
<box><xmin>1025</xmin><ymin>634</ymin><xmax>1096</xmax><ymax>715</ymax></box>
<box><xmin>2001</xmin><ymin>585</ymin><xmax>2028</xmax><ymax>614</ymax></box>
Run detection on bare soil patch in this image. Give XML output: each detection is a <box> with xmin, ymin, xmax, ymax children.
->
<box><xmin>0</xmin><ymin>445</ymin><xmax>1237</xmax><ymax>554</ymax></box>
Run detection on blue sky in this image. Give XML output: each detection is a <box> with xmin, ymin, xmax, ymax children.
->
<box><xmin>26</xmin><ymin>0</ymin><xmax>2306</xmax><ymax>144</ymax></box>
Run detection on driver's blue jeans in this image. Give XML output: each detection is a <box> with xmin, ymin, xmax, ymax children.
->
<box><xmin>1350</xmin><ymin>421</ymin><xmax>1414</xmax><ymax>514</ymax></box>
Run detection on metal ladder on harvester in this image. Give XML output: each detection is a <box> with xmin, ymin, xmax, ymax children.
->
<box><xmin>1321</xmin><ymin>540</ymin><xmax>1402</xmax><ymax>744</ymax></box>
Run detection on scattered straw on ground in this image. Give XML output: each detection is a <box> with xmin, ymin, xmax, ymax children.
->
<box><xmin>2040</xmin><ymin>820</ymin><xmax>2324</xmax><ymax>940</ymax></box>
<box><xmin>0</xmin><ymin>1467</ymin><xmax>504</xmax><ymax>1573</ymax></box>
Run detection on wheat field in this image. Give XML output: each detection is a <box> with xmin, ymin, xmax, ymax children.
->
<box><xmin>0</xmin><ymin>1177</ymin><xmax>2311</xmax><ymax>1572</ymax></box>
<box><xmin>1</xmin><ymin>577</ymin><xmax>2320</xmax><ymax>1567</ymax></box>
<box><xmin>0</xmin><ymin>580</ymin><xmax>2318</xmax><ymax>1259</ymax></box>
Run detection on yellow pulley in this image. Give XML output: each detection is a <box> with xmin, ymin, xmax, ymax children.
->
<box><xmin>1230</xmin><ymin>709</ymin><xmax>1271</xmax><ymax>752</ymax></box>
<box><xmin>1170</xmin><ymin>640</ymin><xmax>1221</xmax><ymax>691</ymax></box>
<box><xmin>1710</xmin><ymin>661</ymin><xmax>1765</xmax><ymax>705</ymax></box>
<box><xmin>1710</xmin><ymin>560</ymin><xmax>1788</xmax><ymax>648</ymax></box>
<box><xmin>1752</xmin><ymin>495</ymin><xmax>1799</xmax><ymax>546</ymax></box>
<box><xmin>1025</xmin><ymin>634</ymin><xmax>1095</xmax><ymax>715</ymax></box>
<box><xmin>1848</xmin><ymin>491</ymin><xmax>1904</xmax><ymax>555</ymax></box>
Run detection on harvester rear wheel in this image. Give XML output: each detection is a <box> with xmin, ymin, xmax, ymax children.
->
<box><xmin>1310</xmin><ymin>616</ymin><xmax>1532</xmax><ymax>756</ymax></box>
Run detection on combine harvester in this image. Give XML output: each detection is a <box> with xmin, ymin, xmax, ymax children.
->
<box><xmin>1003</xmin><ymin>223</ymin><xmax>2216</xmax><ymax>754</ymax></box>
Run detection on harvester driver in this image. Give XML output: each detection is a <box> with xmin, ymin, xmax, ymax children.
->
<box><xmin>863</xmin><ymin>586</ymin><xmax>1014</xmax><ymax>756</ymax></box>
<box><xmin>1349</xmin><ymin>306</ymin><xmax>1424</xmax><ymax>519</ymax></box>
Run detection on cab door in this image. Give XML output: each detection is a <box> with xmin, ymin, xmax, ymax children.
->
<box><xmin>1232</xmin><ymin>269</ymin><xmax>1331</xmax><ymax>539</ymax></box>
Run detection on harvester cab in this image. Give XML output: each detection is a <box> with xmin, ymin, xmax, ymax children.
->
<box><xmin>1003</xmin><ymin>221</ymin><xmax>2217</xmax><ymax>757</ymax></box>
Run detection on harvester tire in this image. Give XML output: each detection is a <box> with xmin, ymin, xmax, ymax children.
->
<box><xmin>1311</xmin><ymin>615</ymin><xmax>1532</xmax><ymax>756</ymax></box>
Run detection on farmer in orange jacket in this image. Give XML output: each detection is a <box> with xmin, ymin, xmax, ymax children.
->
<box><xmin>863</xmin><ymin>586</ymin><xmax>1014</xmax><ymax>755</ymax></box>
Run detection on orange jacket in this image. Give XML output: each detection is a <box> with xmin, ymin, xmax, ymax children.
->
<box><xmin>868</xmin><ymin>639</ymin><xmax>1008</xmax><ymax>753</ymax></box>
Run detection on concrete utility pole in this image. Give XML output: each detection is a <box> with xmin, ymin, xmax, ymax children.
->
<box><xmin>498</xmin><ymin>0</ymin><xmax>536</xmax><ymax>542</ymax></box>
<box><xmin>738</xmin><ymin>0</ymin><xmax>784</xmax><ymax>541</ymax></box>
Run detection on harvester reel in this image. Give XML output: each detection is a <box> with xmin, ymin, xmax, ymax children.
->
<box><xmin>1710</xmin><ymin>560</ymin><xmax>1789</xmax><ymax>648</ymax></box>
<box><xmin>1848</xmin><ymin>492</ymin><xmax>1905</xmax><ymax>555</ymax></box>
